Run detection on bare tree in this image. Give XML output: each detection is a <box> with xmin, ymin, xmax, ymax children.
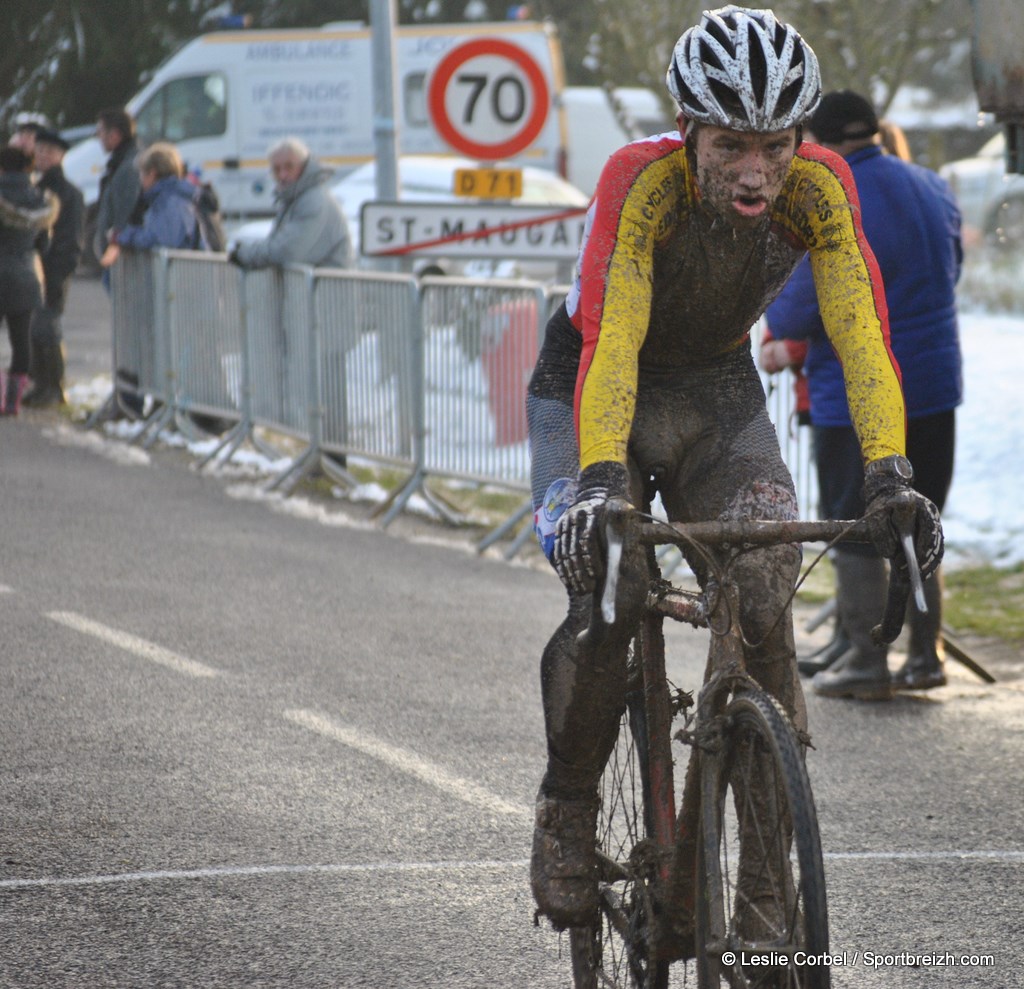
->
<box><xmin>0</xmin><ymin>1</ymin><xmax>227</xmax><ymax>132</ymax></box>
<box><xmin>773</xmin><ymin>0</ymin><xmax>970</xmax><ymax>113</ymax></box>
<box><xmin>540</xmin><ymin>0</ymin><xmax>971</xmax><ymax>119</ymax></box>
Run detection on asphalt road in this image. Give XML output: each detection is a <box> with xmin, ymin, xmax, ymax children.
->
<box><xmin>0</xmin><ymin>277</ymin><xmax>1021</xmax><ymax>988</ymax></box>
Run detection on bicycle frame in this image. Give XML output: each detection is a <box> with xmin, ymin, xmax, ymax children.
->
<box><xmin>601</xmin><ymin>504</ymin><xmax>895</xmax><ymax>964</ymax></box>
<box><xmin>574</xmin><ymin>499</ymin><xmax>925</xmax><ymax>986</ymax></box>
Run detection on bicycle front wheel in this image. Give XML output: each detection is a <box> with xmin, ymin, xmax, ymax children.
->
<box><xmin>695</xmin><ymin>689</ymin><xmax>830</xmax><ymax>989</ymax></box>
<box><xmin>569</xmin><ymin>659</ymin><xmax>671</xmax><ymax>989</ymax></box>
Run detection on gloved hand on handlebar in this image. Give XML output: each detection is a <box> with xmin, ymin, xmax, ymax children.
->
<box><xmin>553</xmin><ymin>462</ymin><xmax>629</xmax><ymax>595</ymax></box>
<box><xmin>862</xmin><ymin>455</ymin><xmax>944</xmax><ymax>579</ymax></box>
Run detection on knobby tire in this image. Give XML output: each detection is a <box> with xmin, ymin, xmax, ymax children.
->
<box><xmin>695</xmin><ymin>689</ymin><xmax>830</xmax><ymax>989</ymax></box>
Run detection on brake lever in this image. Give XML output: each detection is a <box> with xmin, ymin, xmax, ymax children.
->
<box><xmin>601</xmin><ymin>520</ymin><xmax>624</xmax><ymax>624</ymax></box>
<box><xmin>871</xmin><ymin>500</ymin><xmax>928</xmax><ymax>645</ymax></box>
<box><xmin>891</xmin><ymin>498</ymin><xmax>928</xmax><ymax>613</ymax></box>
<box><xmin>873</xmin><ymin>573</ymin><xmax>910</xmax><ymax>645</ymax></box>
<box><xmin>577</xmin><ymin>498</ymin><xmax>631</xmax><ymax>649</ymax></box>
<box><xmin>900</xmin><ymin>529</ymin><xmax>927</xmax><ymax>613</ymax></box>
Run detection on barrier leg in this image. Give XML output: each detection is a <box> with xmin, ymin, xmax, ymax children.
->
<box><xmin>476</xmin><ymin>497</ymin><xmax>531</xmax><ymax>554</ymax></box>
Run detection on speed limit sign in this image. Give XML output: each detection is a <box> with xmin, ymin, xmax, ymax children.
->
<box><xmin>427</xmin><ymin>38</ymin><xmax>551</xmax><ymax>160</ymax></box>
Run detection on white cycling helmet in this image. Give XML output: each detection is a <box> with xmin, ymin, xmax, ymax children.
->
<box><xmin>666</xmin><ymin>5</ymin><xmax>821</xmax><ymax>133</ymax></box>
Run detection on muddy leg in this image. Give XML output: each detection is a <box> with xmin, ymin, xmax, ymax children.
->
<box><xmin>532</xmin><ymin>540</ymin><xmax>649</xmax><ymax>929</ymax></box>
<box><xmin>733</xmin><ymin>541</ymin><xmax>806</xmax><ymax>730</ymax></box>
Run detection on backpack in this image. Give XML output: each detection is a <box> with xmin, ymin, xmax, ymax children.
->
<box><xmin>191</xmin><ymin>182</ymin><xmax>226</xmax><ymax>252</ymax></box>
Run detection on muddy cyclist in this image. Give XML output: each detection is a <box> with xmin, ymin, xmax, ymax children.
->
<box><xmin>526</xmin><ymin>4</ymin><xmax>944</xmax><ymax>934</ymax></box>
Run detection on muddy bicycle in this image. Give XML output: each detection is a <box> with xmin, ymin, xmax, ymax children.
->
<box><xmin>568</xmin><ymin>497</ymin><xmax>926</xmax><ymax>989</ymax></box>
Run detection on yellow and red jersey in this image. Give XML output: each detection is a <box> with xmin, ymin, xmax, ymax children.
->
<box><xmin>563</xmin><ymin>132</ymin><xmax>905</xmax><ymax>472</ymax></box>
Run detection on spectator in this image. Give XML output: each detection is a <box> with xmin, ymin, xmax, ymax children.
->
<box><xmin>102</xmin><ymin>142</ymin><xmax>204</xmax><ymax>261</ymax></box>
<box><xmin>878</xmin><ymin>119</ymin><xmax>913</xmax><ymax>162</ymax></box>
<box><xmin>0</xmin><ymin>146</ymin><xmax>59</xmax><ymax>416</ymax></box>
<box><xmin>758</xmin><ymin>324</ymin><xmax>810</xmax><ymax>427</ymax></box>
<box><xmin>93</xmin><ymin>108</ymin><xmax>141</xmax><ymax>281</ymax></box>
<box><xmin>759</xmin><ymin>322</ymin><xmax>845</xmax><ymax>671</ymax></box>
<box><xmin>97</xmin><ymin>141</ymin><xmax>208</xmax><ymax>422</ymax></box>
<box><xmin>8</xmin><ymin>112</ymin><xmax>53</xmax><ymax>156</ymax></box>
<box><xmin>767</xmin><ymin>90</ymin><xmax>963</xmax><ymax>700</ymax></box>
<box><xmin>22</xmin><ymin>128</ymin><xmax>85</xmax><ymax>409</ymax></box>
<box><xmin>229</xmin><ymin>137</ymin><xmax>352</xmax><ymax>269</ymax></box>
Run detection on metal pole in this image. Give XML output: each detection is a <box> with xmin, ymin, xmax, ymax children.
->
<box><xmin>370</xmin><ymin>0</ymin><xmax>402</xmax><ymax>271</ymax></box>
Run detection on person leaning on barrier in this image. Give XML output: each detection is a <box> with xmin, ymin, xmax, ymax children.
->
<box><xmin>525</xmin><ymin>5</ymin><xmax>944</xmax><ymax>934</ymax></box>
<box><xmin>22</xmin><ymin>128</ymin><xmax>85</xmax><ymax>409</ymax></box>
<box><xmin>93</xmin><ymin>108</ymin><xmax>141</xmax><ymax>281</ymax></box>
<box><xmin>97</xmin><ymin>141</ymin><xmax>205</xmax><ymax>422</ymax></box>
<box><xmin>102</xmin><ymin>142</ymin><xmax>205</xmax><ymax>261</ymax></box>
<box><xmin>227</xmin><ymin>137</ymin><xmax>353</xmax><ymax>270</ymax></box>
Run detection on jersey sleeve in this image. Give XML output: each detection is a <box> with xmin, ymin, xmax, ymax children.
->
<box><xmin>574</xmin><ymin>142</ymin><xmax>682</xmax><ymax>470</ymax></box>
<box><xmin>794</xmin><ymin>146</ymin><xmax>907</xmax><ymax>463</ymax></box>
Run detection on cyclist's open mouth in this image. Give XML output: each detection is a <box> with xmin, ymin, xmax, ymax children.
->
<box><xmin>733</xmin><ymin>195</ymin><xmax>768</xmax><ymax>218</ymax></box>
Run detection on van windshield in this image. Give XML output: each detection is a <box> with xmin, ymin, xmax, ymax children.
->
<box><xmin>136</xmin><ymin>73</ymin><xmax>228</xmax><ymax>145</ymax></box>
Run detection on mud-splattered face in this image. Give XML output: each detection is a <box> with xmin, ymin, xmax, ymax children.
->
<box><xmin>687</xmin><ymin>122</ymin><xmax>799</xmax><ymax>229</ymax></box>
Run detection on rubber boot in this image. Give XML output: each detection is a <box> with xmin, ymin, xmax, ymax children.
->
<box><xmin>812</xmin><ymin>553</ymin><xmax>892</xmax><ymax>701</ymax></box>
<box><xmin>19</xmin><ymin>344</ymin><xmax>44</xmax><ymax>406</ymax></box>
<box><xmin>797</xmin><ymin>617</ymin><xmax>850</xmax><ymax>677</ymax></box>
<box><xmin>21</xmin><ymin>344</ymin><xmax>66</xmax><ymax>409</ymax></box>
<box><xmin>1</xmin><ymin>371</ymin><xmax>28</xmax><ymax>417</ymax></box>
<box><xmin>892</xmin><ymin>569</ymin><xmax>947</xmax><ymax>690</ymax></box>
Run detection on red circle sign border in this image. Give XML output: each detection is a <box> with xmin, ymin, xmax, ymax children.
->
<box><xmin>427</xmin><ymin>37</ymin><xmax>551</xmax><ymax>160</ymax></box>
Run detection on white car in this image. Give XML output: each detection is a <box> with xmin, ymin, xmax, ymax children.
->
<box><xmin>230</xmin><ymin>155</ymin><xmax>590</xmax><ymax>281</ymax></box>
<box><xmin>939</xmin><ymin>132</ymin><xmax>1024</xmax><ymax>249</ymax></box>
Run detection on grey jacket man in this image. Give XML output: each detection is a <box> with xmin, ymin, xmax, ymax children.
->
<box><xmin>233</xmin><ymin>156</ymin><xmax>353</xmax><ymax>269</ymax></box>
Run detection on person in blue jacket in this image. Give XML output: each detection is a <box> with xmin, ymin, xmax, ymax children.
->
<box><xmin>97</xmin><ymin>141</ymin><xmax>205</xmax><ymax>419</ymax></box>
<box><xmin>766</xmin><ymin>90</ymin><xmax>963</xmax><ymax>700</ymax></box>
<box><xmin>107</xmin><ymin>142</ymin><xmax>205</xmax><ymax>255</ymax></box>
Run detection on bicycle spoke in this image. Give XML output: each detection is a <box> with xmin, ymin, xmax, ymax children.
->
<box><xmin>571</xmin><ymin>669</ymin><xmax>672</xmax><ymax>989</ymax></box>
<box><xmin>694</xmin><ymin>690</ymin><xmax>831</xmax><ymax>989</ymax></box>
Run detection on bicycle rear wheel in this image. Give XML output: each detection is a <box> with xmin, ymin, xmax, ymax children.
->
<box><xmin>695</xmin><ymin>689</ymin><xmax>830</xmax><ymax>989</ymax></box>
<box><xmin>569</xmin><ymin>647</ymin><xmax>672</xmax><ymax>989</ymax></box>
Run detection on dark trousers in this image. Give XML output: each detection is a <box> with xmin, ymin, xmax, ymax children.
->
<box><xmin>2</xmin><ymin>311</ymin><xmax>33</xmax><ymax>374</ymax></box>
<box><xmin>32</xmin><ymin>279</ymin><xmax>70</xmax><ymax>347</ymax></box>
<box><xmin>814</xmin><ymin>410</ymin><xmax>956</xmax><ymax>555</ymax></box>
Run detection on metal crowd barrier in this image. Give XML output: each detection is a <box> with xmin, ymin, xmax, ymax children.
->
<box><xmin>313</xmin><ymin>269</ymin><xmax>420</xmax><ymax>469</ymax></box>
<box><xmin>750</xmin><ymin>321</ymin><xmax>819</xmax><ymax>520</ymax></box>
<box><xmin>164</xmin><ymin>252</ymin><xmax>243</xmax><ymax>435</ymax></box>
<box><xmin>88</xmin><ymin>249</ymin><xmax>162</xmax><ymax>428</ymax></box>
<box><xmin>98</xmin><ymin>250</ymin><xmax>819</xmax><ymax>552</ymax></box>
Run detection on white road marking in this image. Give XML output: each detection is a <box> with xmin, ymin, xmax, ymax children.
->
<box><xmin>825</xmin><ymin>850</ymin><xmax>1024</xmax><ymax>862</ymax></box>
<box><xmin>0</xmin><ymin>859</ymin><xmax>529</xmax><ymax>891</ymax></box>
<box><xmin>284</xmin><ymin>708</ymin><xmax>529</xmax><ymax>820</ymax></box>
<box><xmin>46</xmin><ymin>611</ymin><xmax>220</xmax><ymax>679</ymax></box>
<box><xmin>2</xmin><ymin>849</ymin><xmax>1020</xmax><ymax>892</ymax></box>
<box><xmin>0</xmin><ymin>584</ymin><xmax>13</xmax><ymax>594</ymax></box>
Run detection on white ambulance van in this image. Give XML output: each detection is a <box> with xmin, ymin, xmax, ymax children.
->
<box><xmin>64</xmin><ymin>20</ymin><xmax>568</xmax><ymax>236</ymax></box>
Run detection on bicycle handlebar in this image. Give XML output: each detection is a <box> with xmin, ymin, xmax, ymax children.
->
<box><xmin>591</xmin><ymin>498</ymin><xmax>927</xmax><ymax>647</ymax></box>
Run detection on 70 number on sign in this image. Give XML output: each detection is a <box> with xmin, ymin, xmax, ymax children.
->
<box><xmin>428</xmin><ymin>38</ymin><xmax>550</xmax><ymax>160</ymax></box>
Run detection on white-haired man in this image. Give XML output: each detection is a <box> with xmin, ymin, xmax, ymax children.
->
<box><xmin>229</xmin><ymin>137</ymin><xmax>352</xmax><ymax>269</ymax></box>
